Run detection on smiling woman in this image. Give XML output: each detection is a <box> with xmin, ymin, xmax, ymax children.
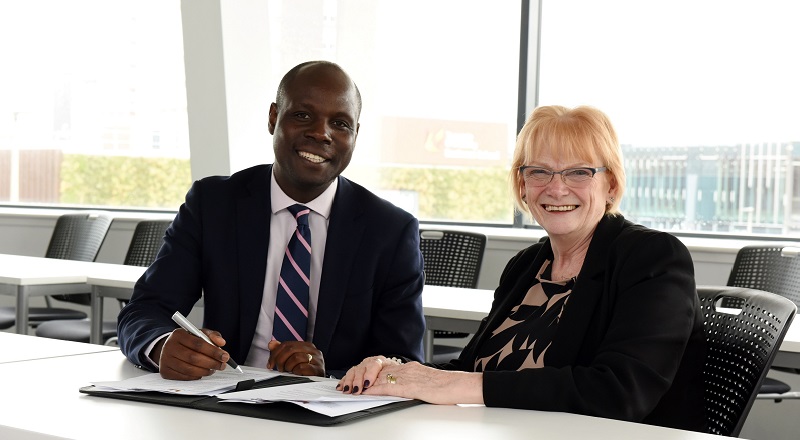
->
<box><xmin>338</xmin><ymin>104</ymin><xmax>707</xmax><ymax>432</ymax></box>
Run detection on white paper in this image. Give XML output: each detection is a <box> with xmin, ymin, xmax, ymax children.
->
<box><xmin>217</xmin><ymin>379</ymin><xmax>409</xmax><ymax>417</ymax></box>
<box><xmin>91</xmin><ymin>368</ymin><xmax>279</xmax><ymax>395</ymax></box>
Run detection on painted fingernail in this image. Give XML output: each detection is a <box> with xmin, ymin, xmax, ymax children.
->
<box><xmin>353</xmin><ymin>386</ymin><xmax>360</xmax><ymax>393</ymax></box>
<box><xmin>343</xmin><ymin>385</ymin><xmax>350</xmax><ymax>392</ymax></box>
<box><xmin>363</xmin><ymin>380</ymin><xmax>370</xmax><ymax>389</ymax></box>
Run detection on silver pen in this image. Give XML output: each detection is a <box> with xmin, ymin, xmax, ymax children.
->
<box><xmin>171</xmin><ymin>311</ymin><xmax>243</xmax><ymax>373</ymax></box>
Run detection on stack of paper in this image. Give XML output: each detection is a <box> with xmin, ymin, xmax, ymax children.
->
<box><xmin>217</xmin><ymin>380</ymin><xmax>410</xmax><ymax>417</ymax></box>
<box><xmin>91</xmin><ymin>368</ymin><xmax>278</xmax><ymax>395</ymax></box>
<box><xmin>89</xmin><ymin>368</ymin><xmax>410</xmax><ymax>417</ymax></box>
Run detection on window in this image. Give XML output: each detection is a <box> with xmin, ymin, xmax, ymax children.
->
<box><xmin>261</xmin><ymin>0</ymin><xmax>522</xmax><ymax>224</ymax></box>
<box><xmin>538</xmin><ymin>0</ymin><xmax>800</xmax><ymax>236</ymax></box>
<box><xmin>0</xmin><ymin>0</ymin><xmax>190</xmax><ymax>209</ymax></box>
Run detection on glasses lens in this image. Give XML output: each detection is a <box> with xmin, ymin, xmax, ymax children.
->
<box><xmin>563</xmin><ymin>168</ymin><xmax>594</xmax><ymax>184</ymax></box>
<box><xmin>523</xmin><ymin>168</ymin><xmax>552</xmax><ymax>185</ymax></box>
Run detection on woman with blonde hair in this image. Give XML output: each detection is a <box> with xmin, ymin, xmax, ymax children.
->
<box><xmin>338</xmin><ymin>105</ymin><xmax>707</xmax><ymax>432</ymax></box>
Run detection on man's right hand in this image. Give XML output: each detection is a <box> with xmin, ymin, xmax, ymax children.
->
<box><xmin>150</xmin><ymin>328</ymin><xmax>232</xmax><ymax>380</ymax></box>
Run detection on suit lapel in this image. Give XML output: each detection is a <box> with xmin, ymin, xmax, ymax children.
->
<box><xmin>235</xmin><ymin>165</ymin><xmax>272</xmax><ymax>357</ymax></box>
<box><xmin>545</xmin><ymin>215</ymin><xmax>626</xmax><ymax>366</ymax></box>
<box><xmin>312</xmin><ymin>177</ymin><xmax>366</xmax><ymax>352</ymax></box>
<box><xmin>461</xmin><ymin>216</ymin><xmax>627</xmax><ymax>369</ymax></box>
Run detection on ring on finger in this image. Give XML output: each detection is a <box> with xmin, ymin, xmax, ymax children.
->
<box><xmin>307</xmin><ymin>353</ymin><xmax>313</xmax><ymax>364</ymax></box>
<box><xmin>386</xmin><ymin>373</ymin><xmax>397</xmax><ymax>384</ymax></box>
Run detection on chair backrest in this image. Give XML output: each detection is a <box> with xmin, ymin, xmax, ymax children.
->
<box><xmin>726</xmin><ymin>245</ymin><xmax>800</xmax><ymax>308</ymax></box>
<box><xmin>124</xmin><ymin>220</ymin><xmax>171</xmax><ymax>267</ymax></box>
<box><xmin>48</xmin><ymin>212</ymin><xmax>113</xmax><ymax>305</ymax></box>
<box><xmin>419</xmin><ymin>230</ymin><xmax>486</xmax><ymax>288</ymax></box>
<box><xmin>45</xmin><ymin>212</ymin><xmax>113</xmax><ymax>261</ymax></box>
<box><xmin>697</xmin><ymin>285</ymin><xmax>797</xmax><ymax>437</ymax></box>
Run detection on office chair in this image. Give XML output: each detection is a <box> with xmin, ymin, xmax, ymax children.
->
<box><xmin>419</xmin><ymin>229</ymin><xmax>486</xmax><ymax>363</ymax></box>
<box><xmin>35</xmin><ymin>219</ymin><xmax>171</xmax><ymax>344</ymax></box>
<box><xmin>697</xmin><ymin>285</ymin><xmax>796</xmax><ymax>437</ymax></box>
<box><xmin>726</xmin><ymin>245</ymin><xmax>800</xmax><ymax>402</ymax></box>
<box><xmin>0</xmin><ymin>212</ymin><xmax>113</xmax><ymax>330</ymax></box>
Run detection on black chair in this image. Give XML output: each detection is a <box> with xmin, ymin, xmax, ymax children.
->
<box><xmin>0</xmin><ymin>212</ymin><xmax>112</xmax><ymax>330</ymax></box>
<box><xmin>697</xmin><ymin>285</ymin><xmax>796</xmax><ymax>437</ymax></box>
<box><xmin>419</xmin><ymin>229</ymin><xmax>486</xmax><ymax>363</ymax></box>
<box><xmin>36</xmin><ymin>220</ymin><xmax>171</xmax><ymax>344</ymax></box>
<box><xmin>726</xmin><ymin>245</ymin><xmax>800</xmax><ymax>401</ymax></box>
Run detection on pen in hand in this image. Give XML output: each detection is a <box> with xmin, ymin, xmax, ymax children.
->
<box><xmin>171</xmin><ymin>311</ymin><xmax>243</xmax><ymax>373</ymax></box>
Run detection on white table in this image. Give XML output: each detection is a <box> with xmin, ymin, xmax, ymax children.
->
<box><xmin>87</xmin><ymin>265</ymin><xmax>147</xmax><ymax>344</ymax></box>
<box><xmin>0</xmin><ymin>254</ymin><xmax>97</xmax><ymax>333</ymax></box>
<box><xmin>421</xmin><ymin>285</ymin><xmax>493</xmax><ymax>361</ymax></box>
<box><xmin>0</xmin><ymin>331</ymin><xmax>117</xmax><ymax>363</ymax></box>
<box><xmin>0</xmin><ymin>347</ymin><xmax>725</xmax><ymax>440</ymax></box>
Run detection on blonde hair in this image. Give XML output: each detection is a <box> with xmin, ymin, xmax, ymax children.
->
<box><xmin>509</xmin><ymin>105</ymin><xmax>626</xmax><ymax>216</ymax></box>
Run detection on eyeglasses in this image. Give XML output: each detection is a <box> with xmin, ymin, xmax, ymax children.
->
<box><xmin>519</xmin><ymin>166</ymin><xmax>607</xmax><ymax>187</ymax></box>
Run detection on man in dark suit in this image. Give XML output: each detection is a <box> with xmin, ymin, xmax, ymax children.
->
<box><xmin>117</xmin><ymin>61</ymin><xmax>425</xmax><ymax>380</ymax></box>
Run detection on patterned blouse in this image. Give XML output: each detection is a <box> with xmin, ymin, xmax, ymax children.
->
<box><xmin>473</xmin><ymin>259</ymin><xmax>575</xmax><ymax>372</ymax></box>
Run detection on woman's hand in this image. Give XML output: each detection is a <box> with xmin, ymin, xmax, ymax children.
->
<box><xmin>337</xmin><ymin>356</ymin><xmax>485</xmax><ymax>405</ymax></box>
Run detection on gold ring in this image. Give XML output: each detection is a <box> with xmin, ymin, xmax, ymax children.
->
<box><xmin>307</xmin><ymin>353</ymin><xmax>313</xmax><ymax>363</ymax></box>
<box><xmin>386</xmin><ymin>373</ymin><xmax>397</xmax><ymax>384</ymax></box>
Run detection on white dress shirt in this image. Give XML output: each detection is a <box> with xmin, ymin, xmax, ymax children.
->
<box><xmin>243</xmin><ymin>170</ymin><xmax>336</xmax><ymax>368</ymax></box>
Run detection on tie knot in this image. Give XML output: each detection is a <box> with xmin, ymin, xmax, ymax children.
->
<box><xmin>288</xmin><ymin>204</ymin><xmax>310</xmax><ymax>227</ymax></box>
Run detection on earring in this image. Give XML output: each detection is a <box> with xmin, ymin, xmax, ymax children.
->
<box><xmin>608</xmin><ymin>196</ymin><xmax>615</xmax><ymax>204</ymax></box>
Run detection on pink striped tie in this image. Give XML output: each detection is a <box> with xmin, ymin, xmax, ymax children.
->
<box><xmin>272</xmin><ymin>204</ymin><xmax>311</xmax><ymax>342</ymax></box>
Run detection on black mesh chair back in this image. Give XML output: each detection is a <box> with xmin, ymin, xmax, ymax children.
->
<box><xmin>123</xmin><ymin>220</ymin><xmax>171</xmax><ymax>267</ymax></box>
<box><xmin>725</xmin><ymin>245</ymin><xmax>800</xmax><ymax>401</ymax></box>
<box><xmin>697</xmin><ymin>285</ymin><xmax>796</xmax><ymax>437</ymax></box>
<box><xmin>35</xmin><ymin>219</ymin><xmax>171</xmax><ymax>343</ymax></box>
<box><xmin>45</xmin><ymin>212</ymin><xmax>113</xmax><ymax>262</ymax></box>
<box><xmin>726</xmin><ymin>245</ymin><xmax>800</xmax><ymax>307</ymax></box>
<box><xmin>49</xmin><ymin>212</ymin><xmax>114</xmax><ymax>305</ymax></box>
<box><xmin>419</xmin><ymin>230</ymin><xmax>485</xmax><ymax>289</ymax></box>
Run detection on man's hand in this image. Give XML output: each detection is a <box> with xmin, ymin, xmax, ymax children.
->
<box><xmin>267</xmin><ymin>340</ymin><xmax>325</xmax><ymax>376</ymax></box>
<box><xmin>151</xmin><ymin>328</ymin><xmax>232</xmax><ymax>380</ymax></box>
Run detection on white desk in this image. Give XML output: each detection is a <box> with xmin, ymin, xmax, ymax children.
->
<box><xmin>421</xmin><ymin>285</ymin><xmax>493</xmax><ymax>362</ymax></box>
<box><xmin>0</xmin><ymin>348</ymin><xmax>724</xmax><ymax>440</ymax></box>
<box><xmin>87</xmin><ymin>265</ymin><xmax>147</xmax><ymax>344</ymax></box>
<box><xmin>0</xmin><ymin>331</ymin><xmax>117</xmax><ymax>363</ymax></box>
<box><xmin>773</xmin><ymin>317</ymin><xmax>800</xmax><ymax>369</ymax></box>
<box><xmin>0</xmin><ymin>254</ymin><xmax>96</xmax><ymax>333</ymax></box>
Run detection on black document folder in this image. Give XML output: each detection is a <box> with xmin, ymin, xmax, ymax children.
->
<box><xmin>79</xmin><ymin>375</ymin><xmax>421</xmax><ymax>426</ymax></box>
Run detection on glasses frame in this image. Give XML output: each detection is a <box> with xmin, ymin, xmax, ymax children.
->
<box><xmin>519</xmin><ymin>166</ymin><xmax>608</xmax><ymax>187</ymax></box>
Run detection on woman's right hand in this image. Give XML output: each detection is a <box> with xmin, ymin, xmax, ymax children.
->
<box><xmin>337</xmin><ymin>355</ymin><xmax>399</xmax><ymax>394</ymax></box>
<box><xmin>337</xmin><ymin>356</ymin><xmax>485</xmax><ymax>405</ymax></box>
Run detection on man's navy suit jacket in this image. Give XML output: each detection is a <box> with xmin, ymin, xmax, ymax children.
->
<box><xmin>117</xmin><ymin>164</ymin><xmax>425</xmax><ymax>376</ymax></box>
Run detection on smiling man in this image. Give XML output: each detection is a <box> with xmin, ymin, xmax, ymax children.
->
<box><xmin>117</xmin><ymin>61</ymin><xmax>426</xmax><ymax>381</ymax></box>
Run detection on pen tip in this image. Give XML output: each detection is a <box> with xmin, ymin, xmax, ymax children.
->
<box><xmin>236</xmin><ymin>366</ymin><xmax>244</xmax><ymax>373</ymax></box>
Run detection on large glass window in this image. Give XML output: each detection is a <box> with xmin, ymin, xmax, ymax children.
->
<box><xmin>0</xmin><ymin>0</ymin><xmax>190</xmax><ymax>209</ymax></box>
<box><xmin>538</xmin><ymin>0</ymin><xmax>800</xmax><ymax>236</ymax></box>
<box><xmin>262</xmin><ymin>0</ymin><xmax>522</xmax><ymax>224</ymax></box>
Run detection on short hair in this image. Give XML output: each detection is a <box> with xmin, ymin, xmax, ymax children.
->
<box><xmin>275</xmin><ymin>60</ymin><xmax>362</xmax><ymax>117</ymax></box>
<box><xmin>508</xmin><ymin>105</ymin><xmax>626</xmax><ymax>216</ymax></box>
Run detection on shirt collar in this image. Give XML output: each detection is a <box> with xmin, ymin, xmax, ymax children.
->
<box><xmin>270</xmin><ymin>168</ymin><xmax>337</xmax><ymax>219</ymax></box>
